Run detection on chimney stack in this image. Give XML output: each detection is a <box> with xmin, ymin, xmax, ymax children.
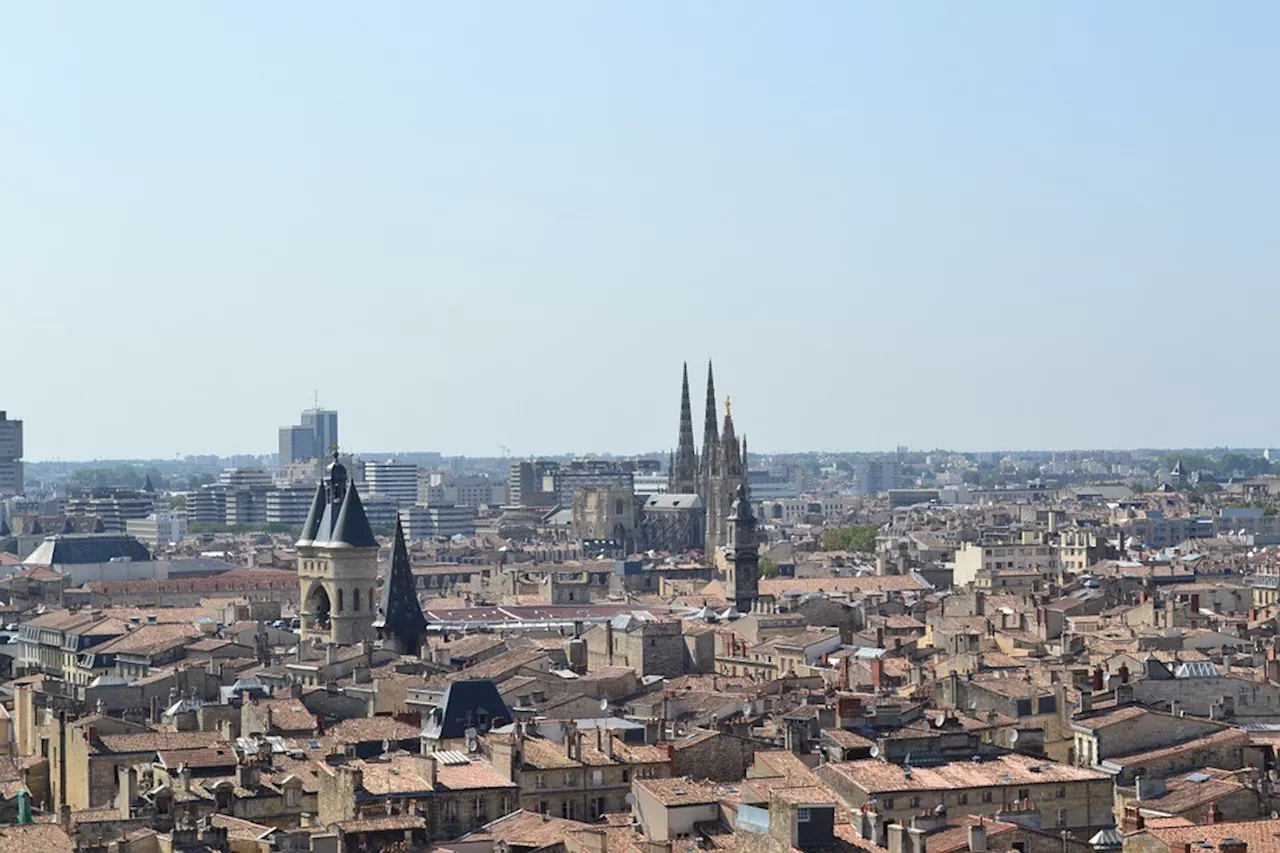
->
<box><xmin>968</xmin><ymin>822</ymin><xmax>987</xmax><ymax>853</ymax></box>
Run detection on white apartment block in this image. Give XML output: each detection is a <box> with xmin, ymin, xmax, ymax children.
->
<box><xmin>365</xmin><ymin>460</ymin><xmax>420</xmax><ymax>506</ymax></box>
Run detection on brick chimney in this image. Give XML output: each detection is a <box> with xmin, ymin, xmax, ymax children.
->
<box><xmin>1122</xmin><ymin>805</ymin><xmax>1145</xmax><ymax>832</ymax></box>
<box><xmin>1218</xmin><ymin>839</ymin><xmax>1247</xmax><ymax>853</ymax></box>
<box><xmin>1204</xmin><ymin>802</ymin><xmax>1223</xmax><ymax>824</ymax></box>
<box><xmin>871</xmin><ymin>659</ymin><xmax>884</xmax><ymax>692</ymax></box>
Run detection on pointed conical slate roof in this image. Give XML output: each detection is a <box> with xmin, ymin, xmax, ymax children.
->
<box><xmin>295</xmin><ymin>482</ymin><xmax>327</xmax><ymax>547</ymax></box>
<box><xmin>61</xmin><ymin>519</ymin><xmax>75</xmax><ymax>534</ymax></box>
<box><xmin>329</xmin><ymin>481</ymin><xmax>378</xmax><ymax>548</ymax></box>
<box><xmin>28</xmin><ymin>518</ymin><xmax>42</xmax><ymax>535</ymax></box>
<box><xmin>92</xmin><ymin>517</ymin><xmax>106</xmax><ymax>533</ymax></box>
<box><xmin>375</xmin><ymin>517</ymin><xmax>428</xmax><ymax>651</ymax></box>
<box><xmin>143</xmin><ymin>474</ymin><xmax>155</xmax><ymax>493</ymax></box>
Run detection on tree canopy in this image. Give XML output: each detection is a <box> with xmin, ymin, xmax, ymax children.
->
<box><xmin>820</xmin><ymin>525</ymin><xmax>878</xmax><ymax>552</ymax></box>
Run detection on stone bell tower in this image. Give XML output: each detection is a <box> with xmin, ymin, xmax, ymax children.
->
<box><xmin>296</xmin><ymin>452</ymin><xmax>379</xmax><ymax>646</ymax></box>
<box><xmin>725</xmin><ymin>482</ymin><xmax>759</xmax><ymax>613</ymax></box>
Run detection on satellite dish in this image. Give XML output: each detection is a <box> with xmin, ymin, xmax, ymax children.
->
<box><xmin>600</xmin><ymin>698</ymin><xmax>610</xmax><ymax>713</ymax></box>
<box><xmin>935</xmin><ymin>714</ymin><xmax>946</xmax><ymax>729</ymax></box>
<box><xmin>742</xmin><ymin>701</ymin><xmax>754</xmax><ymax>717</ymax></box>
<box><xmin>625</xmin><ymin>793</ymin><xmax>637</xmax><ymax>806</ymax></box>
<box><xmin>869</xmin><ymin>745</ymin><xmax>880</xmax><ymax>759</ymax></box>
<box><xmin>381</xmin><ymin>739</ymin><xmax>391</xmax><ymax>754</ymax></box>
<box><xmin>1009</xmin><ymin>730</ymin><xmax>1020</xmax><ymax>744</ymax></box>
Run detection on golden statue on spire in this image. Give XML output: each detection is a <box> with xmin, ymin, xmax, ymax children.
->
<box><xmin>725</xmin><ymin>396</ymin><xmax>732</xmax><ymax>418</ymax></box>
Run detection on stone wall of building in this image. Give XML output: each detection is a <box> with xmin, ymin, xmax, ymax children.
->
<box><xmin>672</xmin><ymin>732</ymin><xmax>752</xmax><ymax>782</ymax></box>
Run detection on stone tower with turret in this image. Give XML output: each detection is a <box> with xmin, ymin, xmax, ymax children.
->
<box><xmin>296</xmin><ymin>452</ymin><xmax>379</xmax><ymax>646</ymax></box>
<box><xmin>725</xmin><ymin>483</ymin><xmax>759</xmax><ymax>612</ymax></box>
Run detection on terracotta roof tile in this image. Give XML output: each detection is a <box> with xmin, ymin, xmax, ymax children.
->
<box><xmin>820</xmin><ymin>754</ymin><xmax>1108</xmax><ymax>793</ymax></box>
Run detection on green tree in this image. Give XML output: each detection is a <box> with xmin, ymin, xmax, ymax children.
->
<box><xmin>820</xmin><ymin>525</ymin><xmax>878</xmax><ymax>552</ymax></box>
<box><xmin>169</xmin><ymin>494</ymin><xmax>187</xmax><ymax>511</ymax></box>
<box><xmin>759</xmin><ymin>556</ymin><xmax>780</xmax><ymax>578</ymax></box>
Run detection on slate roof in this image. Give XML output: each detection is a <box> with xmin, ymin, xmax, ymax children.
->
<box><xmin>23</xmin><ymin>533</ymin><xmax>152</xmax><ymax>567</ymax></box>
<box><xmin>296</xmin><ymin>456</ymin><xmax>378</xmax><ymax>549</ymax></box>
<box><xmin>373</xmin><ymin>517</ymin><xmax>428</xmax><ymax>651</ymax></box>
<box><xmin>423</xmin><ymin>679</ymin><xmax>512</xmax><ymax>740</ymax></box>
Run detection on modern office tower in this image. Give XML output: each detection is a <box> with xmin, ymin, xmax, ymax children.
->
<box><xmin>279</xmin><ymin>425</ymin><xmax>316</xmax><ymax>465</ymax></box>
<box><xmin>0</xmin><ymin>411</ymin><xmax>23</xmax><ymax>495</ymax></box>
<box><xmin>278</xmin><ymin>407</ymin><xmax>339</xmax><ymax>465</ymax></box>
<box><xmin>301</xmin><ymin>408</ymin><xmax>339</xmax><ymax>457</ymax></box>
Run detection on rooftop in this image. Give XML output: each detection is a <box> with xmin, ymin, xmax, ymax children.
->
<box><xmin>821</xmin><ymin>754</ymin><xmax>1109</xmax><ymax>793</ymax></box>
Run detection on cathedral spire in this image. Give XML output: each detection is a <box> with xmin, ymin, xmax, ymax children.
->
<box><xmin>700</xmin><ymin>360</ymin><xmax>719</xmax><ymax>479</ymax></box>
<box><xmin>671</xmin><ymin>362</ymin><xmax>698</xmax><ymax>493</ymax></box>
<box><xmin>720</xmin><ymin>396</ymin><xmax>742</xmax><ymax>477</ymax></box>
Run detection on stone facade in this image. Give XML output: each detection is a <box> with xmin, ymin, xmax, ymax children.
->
<box><xmin>670</xmin><ymin>731</ymin><xmax>753</xmax><ymax>782</ymax></box>
<box><xmin>584</xmin><ymin>619</ymin><xmax>687</xmax><ymax>678</ymax></box>
<box><xmin>571</xmin><ymin>487</ymin><xmax>638</xmax><ymax>550</ymax></box>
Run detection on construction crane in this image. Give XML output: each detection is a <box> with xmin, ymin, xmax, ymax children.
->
<box><xmin>498</xmin><ymin>445</ymin><xmax>510</xmax><ymax>458</ymax></box>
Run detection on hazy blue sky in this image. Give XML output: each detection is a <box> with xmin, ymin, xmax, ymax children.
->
<box><xmin>3</xmin><ymin>3</ymin><xmax>1278</xmax><ymax>460</ymax></box>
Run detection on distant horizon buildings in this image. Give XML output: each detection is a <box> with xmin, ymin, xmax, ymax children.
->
<box><xmin>278</xmin><ymin>407</ymin><xmax>339</xmax><ymax>465</ymax></box>
<box><xmin>0</xmin><ymin>411</ymin><xmax>23</xmax><ymax>496</ymax></box>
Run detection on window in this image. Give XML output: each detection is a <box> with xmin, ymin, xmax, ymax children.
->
<box><xmin>958</xmin><ymin>793</ymin><xmax>968</xmax><ymax>805</ymax></box>
<box><xmin>536</xmin><ymin>774</ymin><xmax>546</xmax><ymax>789</ymax></box>
<box><xmin>338</xmin><ymin>588</ymin><xmax>344</xmax><ymax>612</ymax></box>
<box><xmin>982</xmin><ymin>792</ymin><xmax>993</xmax><ymax>804</ymax></box>
<box><xmin>564</xmin><ymin>772</ymin><xmax>575</xmax><ymax>787</ymax></box>
<box><xmin>884</xmin><ymin>798</ymin><xmax>895</xmax><ymax>810</ymax></box>
<box><xmin>539</xmin><ymin>801</ymin><xmax>549</xmax><ymax>814</ymax></box>
<box><xmin>592</xmin><ymin>770</ymin><xmax>604</xmax><ymax>786</ymax></box>
<box><xmin>353</xmin><ymin>588</ymin><xmax>360</xmax><ymax>611</ymax></box>
<box><xmin>797</xmin><ymin>808</ymin><xmax>811</xmax><ymax>823</ymax></box>
<box><xmin>1056</xmin><ymin>809</ymin><xmax>1067</xmax><ymax>827</ymax></box>
<box><xmin>285</xmin><ymin>787</ymin><xmax>302</xmax><ymax>807</ymax></box>
<box><xmin>1056</xmin><ymin>787</ymin><xmax>1066</xmax><ymax>799</ymax></box>
<box><xmin>1018</xmin><ymin>789</ymin><xmax>1029</xmax><ymax>800</ymax></box>
<box><xmin>621</xmin><ymin>770</ymin><xmax>630</xmax><ymax>783</ymax></box>
<box><xmin>473</xmin><ymin>796</ymin><xmax>486</xmax><ymax>817</ymax></box>
<box><xmin>445</xmin><ymin>801</ymin><xmax>458</xmax><ymax>820</ymax></box>
<box><xmin>909</xmin><ymin>797</ymin><xmax>920</xmax><ymax>808</ymax></box>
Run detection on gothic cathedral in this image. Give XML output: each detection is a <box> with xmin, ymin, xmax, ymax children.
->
<box><xmin>666</xmin><ymin>361</ymin><xmax>753</xmax><ymax>595</ymax></box>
